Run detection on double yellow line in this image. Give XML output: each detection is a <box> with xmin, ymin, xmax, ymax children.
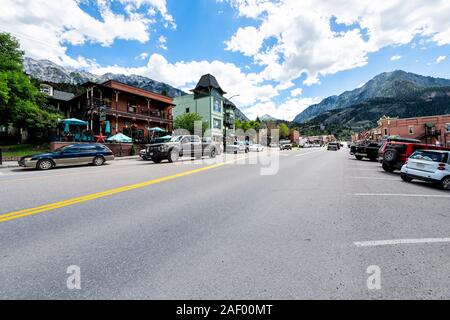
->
<box><xmin>0</xmin><ymin>162</ymin><xmax>228</xmax><ymax>224</ymax></box>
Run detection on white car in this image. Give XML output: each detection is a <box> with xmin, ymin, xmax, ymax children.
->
<box><xmin>400</xmin><ymin>150</ymin><xmax>450</xmax><ymax>190</ymax></box>
<box><xmin>249</xmin><ymin>144</ymin><xmax>265</xmax><ymax>152</ymax></box>
<box><xmin>226</xmin><ymin>141</ymin><xmax>248</xmax><ymax>154</ymax></box>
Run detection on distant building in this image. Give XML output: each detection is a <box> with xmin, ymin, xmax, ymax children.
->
<box><xmin>377</xmin><ymin>115</ymin><xmax>450</xmax><ymax>146</ymax></box>
<box><xmin>290</xmin><ymin>129</ymin><xmax>300</xmax><ymax>143</ymax></box>
<box><xmin>173</xmin><ymin>74</ymin><xmax>235</xmax><ymax>142</ymax></box>
<box><xmin>40</xmin><ymin>83</ymin><xmax>75</xmax><ymax>118</ymax></box>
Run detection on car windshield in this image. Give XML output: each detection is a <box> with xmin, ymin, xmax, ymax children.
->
<box><xmin>410</xmin><ymin>151</ymin><xmax>448</xmax><ymax>163</ymax></box>
<box><xmin>169</xmin><ymin>136</ymin><xmax>183</xmax><ymax>142</ymax></box>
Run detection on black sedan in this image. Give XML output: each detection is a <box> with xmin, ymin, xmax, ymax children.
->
<box><xmin>18</xmin><ymin>144</ymin><xmax>115</xmax><ymax>170</ymax></box>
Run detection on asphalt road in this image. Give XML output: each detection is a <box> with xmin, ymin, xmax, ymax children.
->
<box><xmin>1</xmin><ymin>148</ymin><xmax>450</xmax><ymax>299</ymax></box>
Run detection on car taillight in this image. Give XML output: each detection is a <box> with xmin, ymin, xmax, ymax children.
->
<box><xmin>438</xmin><ymin>163</ymin><xmax>446</xmax><ymax>170</ymax></box>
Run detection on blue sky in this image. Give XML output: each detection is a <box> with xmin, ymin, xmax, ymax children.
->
<box><xmin>1</xmin><ymin>0</ymin><xmax>450</xmax><ymax>120</ymax></box>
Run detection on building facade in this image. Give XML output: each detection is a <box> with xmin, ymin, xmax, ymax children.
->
<box><xmin>377</xmin><ymin>115</ymin><xmax>450</xmax><ymax>146</ymax></box>
<box><xmin>173</xmin><ymin>74</ymin><xmax>235</xmax><ymax>142</ymax></box>
<box><xmin>71</xmin><ymin>80</ymin><xmax>174</xmax><ymax>143</ymax></box>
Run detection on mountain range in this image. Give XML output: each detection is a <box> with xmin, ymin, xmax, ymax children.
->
<box><xmin>23</xmin><ymin>57</ymin><xmax>250</xmax><ymax>122</ymax></box>
<box><xmin>294</xmin><ymin>70</ymin><xmax>450</xmax><ymax>124</ymax></box>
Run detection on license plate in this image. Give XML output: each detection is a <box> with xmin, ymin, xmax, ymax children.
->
<box><xmin>149</xmin><ymin>153</ymin><xmax>154</xmax><ymax>156</ymax></box>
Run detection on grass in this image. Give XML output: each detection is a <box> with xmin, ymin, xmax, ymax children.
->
<box><xmin>0</xmin><ymin>144</ymin><xmax>50</xmax><ymax>158</ymax></box>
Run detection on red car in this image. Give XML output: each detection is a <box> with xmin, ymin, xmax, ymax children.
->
<box><xmin>378</xmin><ymin>141</ymin><xmax>450</xmax><ymax>172</ymax></box>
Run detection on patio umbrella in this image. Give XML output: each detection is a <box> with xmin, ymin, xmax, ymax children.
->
<box><xmin>105</xmin><ymin>121</ymin><xmax>111</xmax><ymax>134</ymax></box>
<box><xmin>64</xmin><ymin>122</ymin><xmax>70</xmax><ymax>134</ymax></box>
<box><xmin>148</xmin><ymin>127</ymin><xmax>166</xmax><ymax>133</ymax></box>
<box><xmin>107</xmin><ymin>133</ymin><xmax>133</xmax><ymax>143</ymax></box>
<box><xmin>60</xmin><ymin>118</ymin><xmax>89</xmax><ymax>126</ymax></box>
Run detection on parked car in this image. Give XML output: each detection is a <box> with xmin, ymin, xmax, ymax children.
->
<box><xmin>249</xmin><ymin>143</ymin><xmax>265</xmax><ymax>152</ymax></box>
<box><xmin>145</xmin><ymin>135</ymin><xmax>220</xmax><ymax>163</ymax></box>
<box><xmin>327</xmin><ymin>142</ymin><xmax>339</xmax><ymax>151</ymax></box>
<box><xmin>140</xmin><ymin>136</ymin><xmax>171</xmax><ymax>160</ymax></box>
<box><xmin>400</xmin><ymin>150</ymin><xmax>450</xmax><ymax>190</ymax></box>
<box><xmin>18</xmin><ymin>144</ymin><xmax>114</xmax><ymax>170</ymax></box>
<box><xmin>379</xmin><ymin>141</ymin><xmax>450</xmax><ymax>172</ymax></box>
<box><xmin>226</xmin><ymin>141</ymin><xmax>248</xmax><ymax>154</ymax></box>
<box><xmin>353</xmin><ymin>141</ymin><xmax>381</xmax><ymax>161</ymax></box>
<box><xmin>280</xmin><ymin>140</ymin><xmax>293</xmax><ymax>150</ymax></box>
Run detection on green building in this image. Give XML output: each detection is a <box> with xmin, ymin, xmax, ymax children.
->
<box><xmin>173</xmin><ymin>74</ymin><xmax>236</xmax><ymax>143</ymax></box>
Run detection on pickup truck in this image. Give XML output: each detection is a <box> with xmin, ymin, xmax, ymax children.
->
<box><xmin>279</xmin><ymin>140</ymin><xmax>293</xmax><ymax>150</ymax></box>
<box><xmin>352</xmin><ymin>141</ymin><xmax>381</xmax><ymax>161</ymax></box>
<box><xmin>144</xmin><ymin>135</ymin><xmax>220</xmax><ymax>163</ymax></box>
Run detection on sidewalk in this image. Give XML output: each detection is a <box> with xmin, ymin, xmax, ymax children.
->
<box><xmin>0</xmin><ymin>161</ymin><xmax>19</xmax><ymax>169</ymax></box>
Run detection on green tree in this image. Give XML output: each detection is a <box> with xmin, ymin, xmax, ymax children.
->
<box><xmin>0</xmin><ymin>33</ymin><xmax>59</xmax><ymax>141</ymax></box>
<box><xmin>174</xmin><ymin>112</ymin><xmax>209</xmax><ymax>135</ymax></box>
<box><xmin>279</xmin><ymin>123</ymin><xmax>290</xmax><ymax>139</ymax></box>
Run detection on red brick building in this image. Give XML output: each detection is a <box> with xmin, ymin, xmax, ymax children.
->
<box><xmin>71</xmin><ymin>80</ymin><xmax>175</xmax><ymax>142</ymax></box>
<box><xmin>377</xmin><ymin>115</ymin><xmax>450</xmax><ymax>146</ymax></box>
<box><xmin>289</xmin><ymin>129</ymin><xmax>300</xmax><ymax>143</ymax></box>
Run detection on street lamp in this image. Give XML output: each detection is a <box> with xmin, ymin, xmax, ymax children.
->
<box><xmin>224</xmin><ymin>94</ymin><xmax>240</xmax><ymax>153</ymax></box>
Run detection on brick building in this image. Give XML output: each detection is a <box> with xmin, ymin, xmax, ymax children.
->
<box><xmin>377</xmin><ymin>115</ymin><xmax>450</xmax><ymax>146</ymax></box>
<box><xmin>71</xmin><ymin>80</ymin><xmax>175</xmax><ymax>143</ymax></box>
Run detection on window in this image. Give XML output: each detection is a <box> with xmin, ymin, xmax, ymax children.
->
<box><xmin>40</xmin><ymin>84</ymin><xmax>53</xmax><ymax>96</ymax></box>
<box><xmin>128</xmin><ymin>105</ymin><xmax>137</xmax><ymax>113</ymax></box>
<box><xmin>408</xmin><ymin>126</ymin><xmax>414</xmax><ymax>135</ymax></box>
<box><xmin>213</xmin><ymin>99</ymin><xmax>222</xmax><ymax>113</ymax></box>
<box><xmin>186</xmin><ymin>108</ymin><xmax>190</xmax><ymax>113</ymax></box>
<box><xmin>410</xmin><ymin>151</ymin><xmax>448</xmax><ymax>163</ymax></box>
<box><xmin>191</xmin><ymin>136</ymin><xmax>201</xmax><ymax>143</ymax></box>
<box><xmin>213</xmin><ymin>118</ymin><xmax>222</xmax><ymax>129</ymax></box>
<box><xmin>384</xmin><ymin>128</ymin><xmax>388</xmax><ymax>136</ymax></box>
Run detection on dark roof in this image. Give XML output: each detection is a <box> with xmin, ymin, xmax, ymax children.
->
<box><xmin>193</xmin><ymin>74</ymin><xmax>226</xmax><ymax>95</ymax></box>
<box><xmin>52</xmin><ymin>90</ymin><xmax>75</xmax><ymax>102</ymax></box>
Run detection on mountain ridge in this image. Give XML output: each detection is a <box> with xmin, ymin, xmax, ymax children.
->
<box><xmin>294</xmin><ymin>70</ymin><xmax>450</xmax><ymax>123</ymax></box>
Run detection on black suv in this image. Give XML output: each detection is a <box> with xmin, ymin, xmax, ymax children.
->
<box><xmin>352</xmin><ymin>141</ymin><xmax>381</xmax><ymax>161</ymax></box>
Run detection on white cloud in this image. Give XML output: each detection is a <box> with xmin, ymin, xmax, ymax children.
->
<box><xmin>158</xmin><ymin>35</ymin><xmax>168</xmax><ymax>50</ymax></box>
<box><xmin>436</xmin><ymin>55</ymin><xmax>447</xmax><ymax>64</ymax></box>
<box><xmin>0</xmin><ymin>0</ymin><xmax>175</xmax><ymax>68</ymax></box>
<box><xmin>91</xmin><ymin>53</ymin><xmax>279</xmax><ymax>108</ymax></box>
<box><xmin>222</xmin><ymin>0</ymin><xmax>450</xmax><ymax>86</ymax></box>
<box><xmin>390</xmin><ymin>55</ymin><xmax>402</xmax><ymax>61</ymax></box>
<box><xmin>136</xmin><ymin>52</ymin><xmax>149</xmax><ymax>60</ymax></box>
<box><xmin>243</xmin><ymin>97</ymin><xmax>322</xmax><ymax>121</ymax></box>
<box><xmin>290</xmin><ymin>88</ymin><xmax>303</xmax><ymax>97</ymax></box>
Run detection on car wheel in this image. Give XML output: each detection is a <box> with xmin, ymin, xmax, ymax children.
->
<box><xmin>210</xmin><ymin>148</ymin><xmax>217</xmax><ymax>159</ymax></box>
<box><xmin>382</xmin><ymin>163</ymin><xmax>395</xmax><ymax>172</ymax></box>
<box><xmin>401</xmin><ymin>173</ymin><xmax>413</xmax><ymax>182</ymax></box>
<box><xmin>168</xmin><ymin>149</ymin><xmax>179</xmax><ymax>163</ymax></box>
<box><xmin>442</xmin><ymin>176</ymin><xmax>450</xmax><ymax>190</ymax></box>
<box><xmin>383</xmin><ymin>149</ymin><xmax>399</xmax><ymax>165</ymax></box>
<box><xmin>355</xmin><ymin>155</ymin><xmax>363</xmax><ymax>160</ymax></box>
<box><xmin>93</xmin><ymin>156</ymin><xmax>105</xmax><ymax>166</ymax></box>
<box><xmin>153</xmin><ymin>158</ymin><xmax>162</xmax><ymax>164</ymax></box>
<box><xmin>37</xmin><ymin>159</ymin><xmax>53</xmax><ymax>170</ymax></box>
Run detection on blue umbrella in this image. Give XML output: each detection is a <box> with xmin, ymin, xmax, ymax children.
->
<box><xmin>148</xmin><ymin>127</ymin><xmax>166</xmax><ymax>133</ymax></box>
<box><xmin>60</xmin><ymin>118</ymin><xmax>89</xmax><ymax>126</ymax></box>
<box><xmin>105</xmin><ymin>121</ymin><xmax>111</xmax><ymax>134</ymax></box>
<box><xmin>64</xmin><ymin>122</ymin><xmax>70</xmax><ymax>134</ymax></box>
<box><xmin>107</xmin><ymin>133</ymin><xmax>133</xmax><ymax>143</ymax></box>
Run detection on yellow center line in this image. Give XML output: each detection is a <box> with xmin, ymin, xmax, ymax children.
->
<box><xmin>0</xmin><ymin>156</ymin><xmax>254</xmax><ymax>224</ymax></box>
